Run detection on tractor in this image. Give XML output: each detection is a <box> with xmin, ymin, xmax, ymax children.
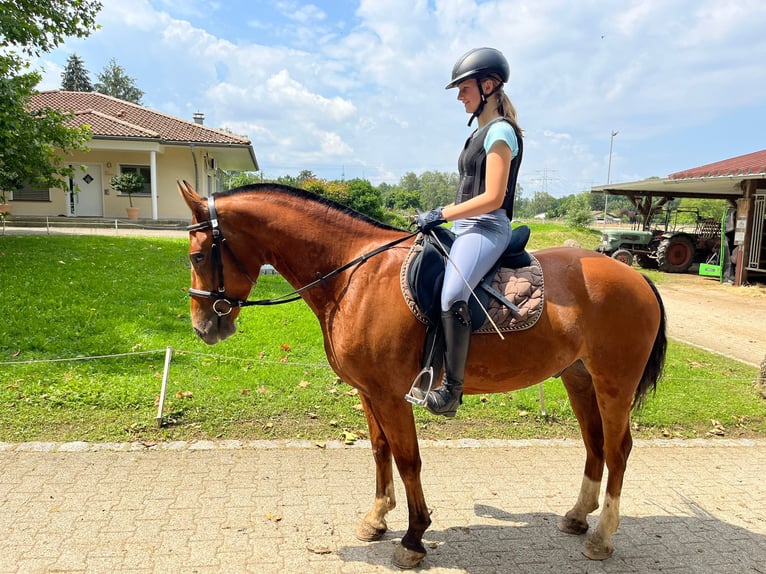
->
<box><xmin>595</xmin><ymin>208</ymin><xmax>721</xmax><ymax>273</ymax></box>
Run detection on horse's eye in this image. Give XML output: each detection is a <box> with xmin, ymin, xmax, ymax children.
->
<box><xmin>190</xmin><ymin>252</ymin><xmax>205</xmax><ymax>266</ymax></box>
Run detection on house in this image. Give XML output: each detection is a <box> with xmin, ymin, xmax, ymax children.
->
<box><xmin>592</xmin><ymin>149</ymin><xmax>766</xmax><ymax>286</ymax></box>
<box><xmin>7</xmin><ymin>91</ymin><xmax>258</xmax><ymax>220</ymax></box>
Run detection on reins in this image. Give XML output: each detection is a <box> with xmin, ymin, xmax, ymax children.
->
<box><xmin>187</xmin><ymin>195</ymin><xmax>417</xmax><ymax>316</ymax></box>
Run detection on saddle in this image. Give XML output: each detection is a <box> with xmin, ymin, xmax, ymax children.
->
<box><xmin>400</xmin><ymin>224</ymin><xmax>545</xmax><ymax>404</ymax></box>
<box><xmin>400</xmin><ymin>225</ymin><xmax>544</xmax><ymax>332</ymax></box>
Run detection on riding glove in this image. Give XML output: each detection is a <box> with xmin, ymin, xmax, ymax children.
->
<box><xmin>416</xmin><ymin>207</ymin><xmax>446</xmax><ymax>231</ymax></box>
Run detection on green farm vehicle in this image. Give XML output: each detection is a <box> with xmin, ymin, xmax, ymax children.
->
<box><xmin>595</xmin><ymin>208</ymin><xmax>721</xmax><ymax>273</ymax></box>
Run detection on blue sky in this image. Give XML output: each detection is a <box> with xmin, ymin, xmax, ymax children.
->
<box><xmin>35</xmin><ymin>0</ymin><xmax>766</xmax><ymax>197</ymax></box>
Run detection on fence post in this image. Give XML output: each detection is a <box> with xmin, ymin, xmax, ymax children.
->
<box><xmin>156</xmin><ymin>346</ymin><xmax>173</xmax><ymax>427</ymax></box>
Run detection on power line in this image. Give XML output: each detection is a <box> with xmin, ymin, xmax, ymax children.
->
<box><xmin>529</xmin><ymin>168</ymin><xmax>559</xmax><ymax>194</ymax></box>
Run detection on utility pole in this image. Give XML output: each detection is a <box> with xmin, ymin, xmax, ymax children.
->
<box><xmin>604</xmin><ymin>130</ymin><xmax>618</xmax><ymax>227</ymax></box>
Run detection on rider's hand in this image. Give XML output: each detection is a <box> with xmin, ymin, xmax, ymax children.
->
<box><xmin>416</xmin><ymin>208</ymin><xmax>446</xmax><ymax>231</ymax></box>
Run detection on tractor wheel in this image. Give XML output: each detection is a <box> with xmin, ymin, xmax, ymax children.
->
<box><xmin>656</xmin><ymin>236</ymin><xmax>695</xmax><ymax>273</ymax></box>
<box><xmin>635</xmin><ymin>253</ymin><xmax>658</xmax><ymax>269</ymax></box>
<box><xmin>611</xmin><ymin>249</ymin><xmax>634</xmax><ymax>266</ymax></box>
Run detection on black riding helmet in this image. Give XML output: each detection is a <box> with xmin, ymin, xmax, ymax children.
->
<box><xmin>446</xmin><ymin>47</ymin><xmax>510</xmax><ymax>125</ymax></box>
<box><xmin>445</xmin><ymin>47</ymin><xmax>510</xmax><ymax>89</ymax></box>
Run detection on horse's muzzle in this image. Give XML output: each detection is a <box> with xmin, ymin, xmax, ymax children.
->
<box><xmin>193</xmin><ymin>313</ymin><xmax>237</xmax><ymax>345</ymax></box>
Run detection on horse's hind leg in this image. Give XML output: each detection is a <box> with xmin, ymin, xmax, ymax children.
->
<box><xmin>563</xmin><ymin>361</ymin><xmax>637</xmax><ymax>561</ymax></box>
<box><xmin>356</xmin><ymin>394</ymin><xmax>396</xmax><ymax>542</ymax></box>
<box><xmin>583</xmin><ymin>394</ymin><xmax>633</xmax><ymax>561</ymax></box>
<box><xmin>558</xmin><ymin>361</ymin><xmax>605</xmax><ymax>536</ymax></box>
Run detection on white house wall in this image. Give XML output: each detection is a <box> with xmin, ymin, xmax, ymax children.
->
<box><xmin>8</xmin><ymin>146</ymin><xmax>217</xmax><ymax>221</ymax></box>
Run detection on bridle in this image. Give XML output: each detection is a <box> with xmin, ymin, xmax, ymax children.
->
<box><xmin>186</xmin><ymin>196</ymin><xmax>260</xmax><ymax>316</ymax></box>
<box><xmin>186</xmin><ymin>195</ymin><xmax>417</xmax><ymax>317</ymax></box>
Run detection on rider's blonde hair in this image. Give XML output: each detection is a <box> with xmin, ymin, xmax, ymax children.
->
<box><xmin>483</xmin><ymin>75</ymin><xmax>523</xmax><ymax>136</ymax></box>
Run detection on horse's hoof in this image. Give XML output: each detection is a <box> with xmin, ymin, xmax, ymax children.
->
<box><xmin>582</xmin><ymin>533</ymin><xmax>614</xmax><ymax>560</ymax></box>
<box><xmin>392</xmin><ymin>545</ymin><xmax>427</xmax><ymax>569</ymax></box>
<box><xmin>355</xmin><ymin>520</ymin><xmax>387</xmax><ymax>542</ymax></box>
<box><xmin>557</xmin><ymin>514</ymin><xmax>589</xmax><ymax>535</ymax></box>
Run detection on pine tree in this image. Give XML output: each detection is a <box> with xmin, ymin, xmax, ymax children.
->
<box><xmin>60</xmin><ymin>53</ymin><xmax>93</xmax><ymax>91</ymax></box>
<box><xmin>94</xmin><ymin>58</ymin><xmax>144</xmax><ymax>104</ymax></box>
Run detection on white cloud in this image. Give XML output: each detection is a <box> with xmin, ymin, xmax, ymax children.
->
<box><xmin>277</xmin><ymin>1</ymin><xmax>327</xmax><ymax>23</ymax></box>
<box><xmin>266</xmin><ymin>70</ymin><xmax>356</xmax><ymax>122</ymax></box>
<box><xmin>39</xmin><ymin>0</ymin><xmax>766</xmax><ymax>189</ymax></box>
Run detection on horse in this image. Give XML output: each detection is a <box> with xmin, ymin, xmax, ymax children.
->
<box><xmin>178</xmin><ymin>180</ymin><xmax>666</xmax><ymax>569</ymax></box>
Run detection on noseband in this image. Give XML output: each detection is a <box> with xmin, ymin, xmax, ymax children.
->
<box><xmin>187</xmin><ymin>195</ymin><xmax>417</xmax><ymax>317</ymax></box>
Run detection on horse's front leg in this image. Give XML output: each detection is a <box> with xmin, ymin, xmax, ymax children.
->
<box><xmin>363</xmin><ymin>393</ymin><xmax>431</xmax><ymax>569</ymax></box>
<box><xmin>356</xmin><ymin>394</ymin><xmax>396</xmax><ymax>542</ymax></box>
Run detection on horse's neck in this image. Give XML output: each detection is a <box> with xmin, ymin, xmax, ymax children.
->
<box><xmin>231</xmin><ymin>192</ymin><xmax>397</xmax><ymax>296</ymax></box>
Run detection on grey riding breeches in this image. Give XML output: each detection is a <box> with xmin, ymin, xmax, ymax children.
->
<box><xmin>440</xmin><ymin>209</ymin><xmax>512</xmax><ymax>311</ymax></box>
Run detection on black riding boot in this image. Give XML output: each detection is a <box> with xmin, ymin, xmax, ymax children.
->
<box><xmin>424</xmin><ymin>301</ymin><xmax>472</xmax><ymax>417</ymax></box>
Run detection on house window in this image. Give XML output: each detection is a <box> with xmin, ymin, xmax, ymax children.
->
<box><xmin>120</xmin><ymin>165</ymin><xmax>152</xmax><ymax>195</ymax></box>
<box><xmin>12</xmin><ymin>181</ymin><xmax>50</xmax><ymax>202</ymax></box>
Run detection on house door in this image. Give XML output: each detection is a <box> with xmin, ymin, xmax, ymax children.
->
<box><xmin>68</xmin><ymin>163</ymin><xmax>103</xmax><ymax>217</ymax></box>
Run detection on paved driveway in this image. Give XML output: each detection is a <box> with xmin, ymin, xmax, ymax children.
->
<box><xmin>3</xmin><ymin>226</ymin><xmax>765</xmax><ymax>572</ymax></box>
<box><xmin>1</xmin><ymin>439</ymin><xmax>764</xmax><ymax>573</ymax></box>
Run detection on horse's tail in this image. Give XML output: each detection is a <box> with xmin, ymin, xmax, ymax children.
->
<box><xmin>633</xmin><ymin>274</ymin><xmax>667</xmax><ymax>410</ymax></box>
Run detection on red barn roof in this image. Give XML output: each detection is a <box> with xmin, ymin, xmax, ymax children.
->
<box><xmin>669</xmin><ymin>149</ymin><xmax>766</xmax><ymax>180</ymax></box>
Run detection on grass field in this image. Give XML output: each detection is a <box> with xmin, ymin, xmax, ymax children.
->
<box><xmin>0</xmin><ymin>226</ymin><xmax>762</xmax><ymax>444</ymax></box>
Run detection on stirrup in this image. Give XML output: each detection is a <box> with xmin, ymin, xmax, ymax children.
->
<box><xmin>404</xmin><ymin>366</ymin><xmax>436</xmax><ymax>406</ymax></box>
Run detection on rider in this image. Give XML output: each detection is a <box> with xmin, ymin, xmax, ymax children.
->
<box><xmin>413</xmin><ymin>47</ymin><xmax>524</xmax><ymax>417</ymax></box>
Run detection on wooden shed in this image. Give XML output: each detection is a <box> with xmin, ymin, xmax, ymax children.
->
<box><xmin>592</xmin><ymin>149</ymin><xmax>766</xmax><ymax>286</ymax></box>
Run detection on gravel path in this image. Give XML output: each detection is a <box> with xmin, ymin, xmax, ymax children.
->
<box><xmin>655</xmin><ymin>273</ymin><xmax>766</xmax><ymax>367</ymax></box>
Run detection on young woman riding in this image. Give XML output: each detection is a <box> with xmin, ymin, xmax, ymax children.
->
<box><xmin>413</xmin><ymin>47</ymin><xmax>524</xmax><ymax>417</ymax></box>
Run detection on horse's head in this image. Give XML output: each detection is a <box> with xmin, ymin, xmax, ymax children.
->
<box><xmin>178</xmin><ymin>180</ymin><xmax>256</xmax><ymax>344</ymax></box>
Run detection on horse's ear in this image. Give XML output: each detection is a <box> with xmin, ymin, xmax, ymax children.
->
<box><xmin>177</xmin><ymin>180</ymin><xmax>206</xmax><ymax>220</ymax></box>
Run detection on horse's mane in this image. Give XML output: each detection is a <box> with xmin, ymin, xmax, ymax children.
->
<box><xmin>216</xmin><ymin>183</ymin><xmax>405</xmax><ymax>232</ymax></box>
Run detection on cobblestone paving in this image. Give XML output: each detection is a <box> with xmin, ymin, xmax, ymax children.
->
<box><xmin>1</xmin><ymin>439</ymin><xmax>764</xmax><ymax>573</ymax></box>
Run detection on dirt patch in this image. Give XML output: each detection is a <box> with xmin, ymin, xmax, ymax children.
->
<box><xmin>654</xmin><ymin>273</ymin><xmax>766</xmax><ymax>367</ymax></box>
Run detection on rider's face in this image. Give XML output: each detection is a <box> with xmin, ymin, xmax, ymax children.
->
<box><xmin>456</xmin><ymin>80</ymin><xmax>479</xmax><ymax>113</ymax></box>
<box><xmin>456</xmin><ymin>78</ymin><xmax>493</xmax><ymax>115</ymax></box>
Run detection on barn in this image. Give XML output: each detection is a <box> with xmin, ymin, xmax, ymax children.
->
<box><xmin>592</xmin><ymin>149</ymin><xmax>766</xmax><ymax>286</ymax></box>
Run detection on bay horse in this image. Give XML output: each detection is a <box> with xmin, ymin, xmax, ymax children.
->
<box><xmin>178</xmin><ymin>180</ymin><xmax>666</xmax><ymax>569</ymax></box>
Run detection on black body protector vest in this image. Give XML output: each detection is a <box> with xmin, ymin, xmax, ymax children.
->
<box><xmin>455</xmin><ymin>118</ymin><xmax>523</xmax><ymax>220</ymax></box>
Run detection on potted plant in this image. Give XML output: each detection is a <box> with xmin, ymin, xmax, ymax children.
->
<box><xmin>110</xmin><ymin>172</ymin><xmax>145</xmax><ymax>219</ymax></box>
<box><xmin>0</xmin><ymin>189</ymin><xmax>11</xmax><ymax>216</ymax></box>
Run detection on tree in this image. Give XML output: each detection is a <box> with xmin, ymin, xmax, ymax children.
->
<box><xmin>528</xmin><ymin>190</ymin><xmax>556</xmax><ymax>217</ymax></box>
<box><xmin>419</xmin><ymin>171</ymin><xmax>458</xmax><ymax>210</ymax></box>
<box><xmin>678</xmin><ymin>197</ymin><xmax>728</xmax><ymax>221</ymax></box>
<box><xmin>512</xmin><ymin>184</ymin><xmax>526</xmax><ymax>219</ymax></box>
<box><xmin>0</xmin><ymin>0</ymin><xmax>101</xmax><ymax>197</ymax></box>
<box><xmin>94</xmin><ymin>58</ymin><xmax>143</xmax><ymax>104</ymax></box>
<box><xmin>345</xmin><ymin>178</ymin><xmax>386</xmax><ymax>221</ymax></box>
<box><xmin>386</xmin><ymin>188</ymin><xmax>421</xmax><ymax>210</ymax></box>
<box><xmin>565</xmin><ymin>192</ymin><xmax>594</xmax><ymax>229</ymax></box>
<box><xmin>399</xmin><ymin>172</ymin><xmax>420</xmax><ymax>193</ymax></box>
<box><xmin>61</xmin><ymin>53</ymin><xmax>93</xmax><ymax>91</ymax></box>
<box><xmin>224</xmin><ymin>171</ymin><xmax>262</xmax><ymax>190</ymax></box>
<box><xmin>297</xmin><ymin>170</ymin><xmax>316</xmax><ymax>184</ymax></box>
<box><xmin>275</xmin><ymin>174</ymin><xmax>301</xmax><ymax>187</ymax></box>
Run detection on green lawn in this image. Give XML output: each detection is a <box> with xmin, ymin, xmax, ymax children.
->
<box><xmin>0</xmin><ymin>229</ymin><xmax>761</xmax><ymax>443</ymax></box>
